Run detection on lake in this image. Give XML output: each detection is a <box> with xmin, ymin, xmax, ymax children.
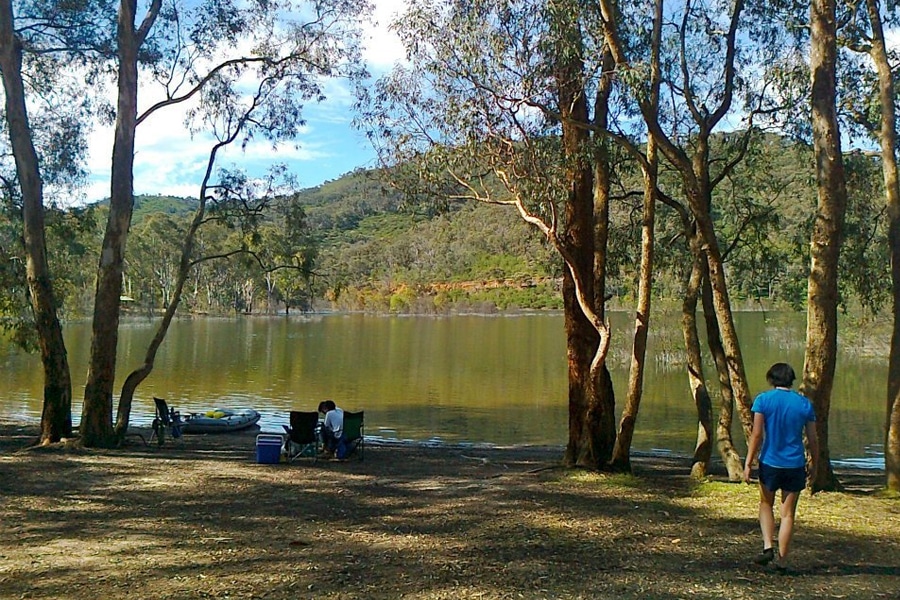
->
<box><xmin>0</xmin><ymin>311</ymin><xmax>886</xmax><ymax>468</ymax></box>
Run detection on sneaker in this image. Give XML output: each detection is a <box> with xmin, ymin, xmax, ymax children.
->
<box><xmin>773</xmin><ymin>557</ymin><xmax>790</xmax><ymax>575</ymax></box>
<box><xmin>754</xmin><ymin>547</ymin><xmax>775</xmax><ymax>566</ymax></box>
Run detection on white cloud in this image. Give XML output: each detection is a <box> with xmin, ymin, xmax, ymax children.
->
<box><xmin>886</xmin><ymin>28</ymin><xmax>900</xmax><ymax>56</ymax></box>
<box><xmin>82</xmin><ymin>83</ymin><xmax>284</xmax><ymax>199</ymax></box>
<box><xmin>362</xmin><ymin>0</ymin><xmax>409</xmax><ymax>70</ymax></box>
<box><xmin>79</xmin><ymin>1</ymin><xmax>403</xmax><ymax>203</ymax></box>
<box><xmin>82</xmin><ymin>179</ymin><xmax>110</xmax><ymax>204</ymax></box>
<box><xmin>85</xmin><ymin>125</ymin><xmax>113</xmax><ymax>177</ymax></box>
<box><xmin>218</xmin><ymin>137</ymin><xmax>326</xmax><ymax>163</ymax></box>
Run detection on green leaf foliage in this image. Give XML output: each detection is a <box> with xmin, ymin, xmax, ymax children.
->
<box><xmin>0</xmin><ymin>128</ymin><xmax>893</xmax><ymax>323</ymax></box>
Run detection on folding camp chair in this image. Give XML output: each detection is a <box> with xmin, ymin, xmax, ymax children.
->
<box><xmin>149</xmin><ymin>397</ymin><xmax>183</xmax><ymax>446</ymax></box>
<box><xmin>282</xmin><ymin>411</ymin><xmax>320</xmax><ymax>462</ymax></box>
<box><xmin>341</xmin><ymin>410</ymin><xmax>364</xmax><ymax>460</ymax></box>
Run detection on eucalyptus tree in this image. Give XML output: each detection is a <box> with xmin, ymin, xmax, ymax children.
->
<box><xmin>115</xmin><ymin>166</ymin><xmax>309</xmax><ymax>437</ymax></box>
<box><xmin>128</xmin><ymin>212</ymin><xmax>185</xmax><ymax>309</ymax></box>
<box><xmin>648</xmin><ymin>168</ymin><xmax>732</xmax><ymax>478</ymax></box>
<box><xmin>609</xmin><ymin>0</ymin><xmax>662</xmax><ymax>473</ymax></box>
<box><xmin>737</xmin><ymin>0</ymin><xmax>859</xmax><ymax>491</ymax></box>
<box><xmin>81</xmin><ymin>0</ymin><xmax>371</xmax><ymax>446</ymax></box>
<box><xmin>861</xmin><ymin>0</ymin><xmax>900</xmax><ymax>494</ymax></box>
<box><xmin>0</xmin><ymin>200</ymin><xmax>97</xmax><ymax>325</ymax></box>
<box><xmin>795</xmin><ymin>0</ymin><xmax>848</xmax><ymax>491</ymax></box>
<box><xmin>188</xmin><ymin>223</ymin><xmax>235</xmax><ymax>310</ymax></box>
<box><xmin>582</xmin><ymin>0</ymin><xmax>726</xmax><ymax>477</ymax></box>
<box><xmin>110</xmin><ymin>26</ymin><xmax>364</xmax><ymax>439</ymax></box>
<box><xmin>257</xmin><ymin>197</ymin><xmax>317</xmax><ymax>314</ymax></box>
<box><xmin>839</xmin><ymin>0</ymin><xmax>900</xmax><ymax>492</ymax></box>
<box><xmin>361</xmin><ymin>0</ymin><xmax>661</xmax><ymax>467</ymax></box>
<box><xmin>0</xmin><ymin>195</ymin><xmax>32</xmax><ymax>343</ymax></box>
<box><xmin>597</xmin><ymin>0</ymin><xmax>793</xmax><ymax>479</ymax></box>
<box><xmin>559</xmin><ymin>0</ymin><xmax>620</xmax><ymax>467</ymax></box>
<box><xmin>0</xmin><ymin>0</ymin><xmax>111</xmax><ymax>444</ymax></box>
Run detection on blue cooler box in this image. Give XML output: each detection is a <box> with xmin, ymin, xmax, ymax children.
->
<box><xmin>256</xmin><ymin>434</ymin><xmax>282</xmax><ymax>464</ymax></box>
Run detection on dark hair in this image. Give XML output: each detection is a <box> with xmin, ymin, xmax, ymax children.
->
<box><xmin>766</xmin><ymin>363</ymin><xmax>796</xmax><ymax>388</ymax></box>
<box><xmin>322</xmin><ymin>400</ymin><xmax>336</xmax><ymax>412</ymax></box>
<box><xmin>317</xmin><ymin>401</ymin><xmax>328</xmax><ymax>413</ymax></box>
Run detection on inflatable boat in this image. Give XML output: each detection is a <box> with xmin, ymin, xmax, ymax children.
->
<box><xmin>180</xmin><ymin>408</ymin><xmax>261</xmax><ymax>434</ymax></box>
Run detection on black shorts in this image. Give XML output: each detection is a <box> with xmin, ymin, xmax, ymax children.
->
<box><xmin>758</xmin><ymin>462</ymin><xmax>807</xmax><ymax>493</ymax></box>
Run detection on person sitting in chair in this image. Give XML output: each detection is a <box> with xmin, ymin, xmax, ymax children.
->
<box><xmin>318</xmin><ymin>400</ymin><xmax>344</xmax><ymax>458</ymax></box>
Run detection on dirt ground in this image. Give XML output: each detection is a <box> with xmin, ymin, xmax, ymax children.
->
<box><xmin>1</xmin><ymin>420</ymin><xmax>898</xmax><ymax>600</ymax></box>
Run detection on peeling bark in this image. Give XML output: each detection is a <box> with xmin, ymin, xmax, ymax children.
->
<box><xmin>804</xmin><ymin>0</ymin><xmax>846</xmax><ymax>492</ymax></box>
<box><xmin>863</xmin><ymin>0</ymin><xmax>900</xmax><ymax>492</ymax></box>
<box><xmin>81</xmin><ymin>0</ymin><xmax>161</xmax><ymax>447</ymax></box>
<box><xmin>0</xmin><ymin>0</ymin><xmax>72</xmax><ymax>444</ymax></box>
<box><xmin>682</xmin><ymin>254</ymin><xmax>713</xmax><ymax>479</ymax></box>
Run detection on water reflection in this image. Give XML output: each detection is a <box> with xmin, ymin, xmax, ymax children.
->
<box><xmin>0</xmin><ymin>312</ymin><xmax>886</xmax><ymax>467</ymax></box>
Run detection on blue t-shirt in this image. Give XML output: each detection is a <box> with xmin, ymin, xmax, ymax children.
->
<box><xmin>751</xmin><ymin>388</ymin><xmax>816</xmax><ymax>469</ymax></box>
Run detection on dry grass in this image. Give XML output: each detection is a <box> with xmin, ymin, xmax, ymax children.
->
<box><xmin>1</xmin><ymin>421</ymin><xmax>898</xmax><ymax>600</ymax></box>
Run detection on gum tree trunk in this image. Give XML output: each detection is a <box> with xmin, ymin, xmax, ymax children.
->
<box><xmin>81</xmin><ymin>0</ymin><xmax>161</xmax><ymax>447</ymax></box>
<box><xmin>863</xmin><ymin>0</ymin><xmax>900</xmax><ymax>492</ymax></box>
<box><xmin>598</xmin><ymin>0</ymin><xmax>754</xmax><ymax>445</ymax></box>
<box><xmin>682</xmin><ymin>252</ymin><xmax>714</xmax><ymax>479</ymax></box>
<box><xmin>803</xmin><ymin>0</ymin><xmax>846</xmax><ymax>492</ymax></box>
<box><xmin>552</xmin><ymin>1</ymin><xmax>615</xmax><ymax>468</ymax></box>
<box><xmin>700</xmin><ymin>263</ymin><xmax>742</xmax><ymax>480</ymax></box>
<box><xmin>0</xmin><ymin>1</ymin><xmax>72</xmax><ymax>444</ymax></box>
<box><xmin>610</xmin><ymin>135</ymin><xmax>655</xmax><ymax>471</ymax></box>
<box><xmin>610</xmin><ymin>0</ymin><xmax>661</xmax><ymax>472</ymax></box>
<box><xmin>687</xmin><ymin>173</ymin><xmax>753</xmax><ymax>443</ymax></box>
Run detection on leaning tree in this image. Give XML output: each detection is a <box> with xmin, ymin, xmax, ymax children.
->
<box><xmin>597</xmin><ymin>0</ymin><xmax>794</xmax><ymax>479</ymax></box>
<box><xmin>81</xmin><ymin>0</ymin><xmax>371</xmax><ymax>447</ymax></box>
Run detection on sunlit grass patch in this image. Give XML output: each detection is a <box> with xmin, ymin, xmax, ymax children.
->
<box><xmin>554</xmin><ymin>469</ymin><xmax>656</xmax><ymax>494</ymax></box>
<box><xmin>800</xmin><ymin>489</ymin><xmax>900</xmax><ymax>539</ymax></box>
<box><xmin>692</xmin><ymin>480</ymin><xmax>746</xmax><ymax>497</ymax></box>
<box><xmin>562</xmin><ymin>469</ymin><xmax>605</xmax><ymax>485</ymax></box>
<box><xmin>670</xmin><ymin>479</ymin><xmax>758</xmax><ymax>519</ymax></box>
<box><xmin>873</xmin><ymin>488</ymin><xmax>900</xmax><ymax>500</ymax></box>
<box><xmin>588</xmin><ymin>471</ymin><xmax>641</xmax><ymax>488</ymax></box>
<box><xmin>597</xmin><ymin>472</ymin><xmax>650</xmax><ymax>491</ymax></box>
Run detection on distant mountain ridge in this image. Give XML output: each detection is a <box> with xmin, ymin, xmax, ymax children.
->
<box><xmin>127</xmin><ymin>170</ymin><xmax>561</xmax><ymax>312</ymax></box>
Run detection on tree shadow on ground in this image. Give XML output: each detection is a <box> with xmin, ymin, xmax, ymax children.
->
<box><xmin>1</xmin><ymin>425</ymin><xmax>898</xmax><ymax>600</ymax></box>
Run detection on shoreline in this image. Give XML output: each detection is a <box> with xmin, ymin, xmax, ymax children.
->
<box><xmin>2</xmin><ymin>414</ymin><xmax>886</xmax><ymax>470</ymax></box>
<box><xmin>1</xmin><ymin>418</ymin><xmax>886</xmax><ymax>490</ymax></box>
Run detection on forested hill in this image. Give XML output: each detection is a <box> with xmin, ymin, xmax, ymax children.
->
<box><xmin>125</xmin><ymin>170</ymin><xmax>561</xmax><ymax>314</ymax></box>
<box><xmin>293</xmin><ymin>170</ymin><xmax>560</xmax><ymax>311</ymax></box>
<box><xmin>132</xmin><ymin>195</ymin><xmax>199</xmax><ymax>221</ymax></box>
<box><xmin>120</xmin><ymin>133</ymin><xmax>890</xmax><ymax>316</ymax></box>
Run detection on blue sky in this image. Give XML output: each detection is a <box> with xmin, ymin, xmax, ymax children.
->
<box><xmin>66</xmin><ymin>4</ymin><xmax>900</xmax><ymax>205</ymax></box>
<box><xmin>82</xmin><ymin>0</ymin><xmax>407</xmax><ymax>203</ymax></box>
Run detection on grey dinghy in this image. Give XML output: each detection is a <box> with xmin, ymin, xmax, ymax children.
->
<box><xmin>180</xmin><ymin>408</ymin><xmax>261</xmax><ymax>434</ymax></box>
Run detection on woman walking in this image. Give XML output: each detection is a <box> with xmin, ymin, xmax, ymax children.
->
<box><xmin>743</xmin><ymin>362</ymin><xmax>819</xmax><ymax>572</ymax></box>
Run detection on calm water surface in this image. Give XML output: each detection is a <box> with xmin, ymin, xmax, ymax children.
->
<box><xmin>0</xmin><ymin>312</ymin><xmax>886</xmax><ymax>467</ymax></box>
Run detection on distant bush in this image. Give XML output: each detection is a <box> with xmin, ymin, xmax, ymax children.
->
<box><xmin>329</xmin><ymin>279</ymin><xmax>562</xmax><ymax>313</ymax></box>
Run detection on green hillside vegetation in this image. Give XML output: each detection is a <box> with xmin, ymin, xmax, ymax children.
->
<box><xmin>296</xmin><ymin>170</ymin><xmax>561</xmax><ymax>312</ymax></box>
<box><xmin>132</xmin><ymin>194</ymin><xmax>199</xmax><ymax>221</ymax></box>
<box><xmin>2</xmin><ymin>133</ymin><xmax>889</xmax><ymax>321</ymax></box>
<box><xmin>252</xmin><ymin>132</ymin><xmax>881</xmax><ymax>317</ymax></box>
